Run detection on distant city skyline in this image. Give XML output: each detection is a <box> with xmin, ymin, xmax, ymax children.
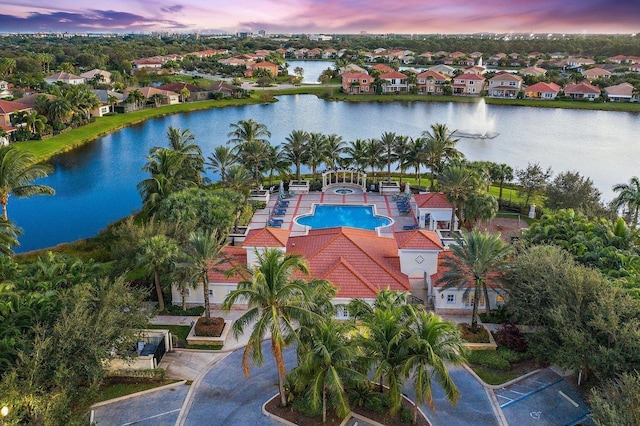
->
<box><xmin>0</xmin><ymin>0</ymin><xmax>637</xmax><ymax>35</ymax></box>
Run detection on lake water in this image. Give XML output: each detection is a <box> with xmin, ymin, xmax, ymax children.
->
<box><xmin>11</xmin><ymin>95</ymin><xmax>640</xmax><ymax>253</ymax></box>
<box><xmin>287</xmin><ymin>60</ymin><xmax>333</xmax><ymax>84</ymax></box>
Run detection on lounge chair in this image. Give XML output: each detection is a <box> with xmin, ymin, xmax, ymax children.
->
<box><xmin>269</xmin><ymin>217</ymin><xmax>284</xmax><ymax>224</ymax></box>
<box><xmin>273</xmin><ymin>207</ymin><xmax>287</xmax><ymax>214</ymax></box>
<box><xmin>403</xmin><ymin>224</ymin><xmax>419</xmax><ymax>230</ymax></box>
<box><xmin>267</xmin><ymin>219</ymin><xmax>282</xmax><ymax>228</ymax></box>
<box><xmin>272</xmin><ymin>210</ymin><xmax>286</xmax><ymax>216</ymax></box>
<box><xmin>276</xmin><ymin>200</ymin><xmax>290</xmax><ymax>207</ymax></box>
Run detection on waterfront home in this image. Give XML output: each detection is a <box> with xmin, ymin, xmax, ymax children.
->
<box><xmin>211</xmin><ymin>82</ymin><xmax>243</xmax><ymax>98</ymax></box>
<box><xmin>604</xmin><ymin>82</ymin><xmax>635</xmax><ymax>102</ymax></box>
<box><xmin>582</xmin><ymin>67</ymin><xmax>612</xmax><ymax>81</ymax></box>
<box><xmin>218</xmin><ymin>57</ymin><xmax>247</xmax><ymax>66</ymax></box>
<box><xmin>339</xmin><ymin>64</ymin><xmax>367</xmax><ymax>74</ymax></box>
<box><xmin>341</xmin><ymin>72</ymin><xmax>372</xmax><ymax>94</ymax></box>
<box><xmin>379</xmin><ymin>71</ymin><xmax>409</xmax><ymax>93</ymax></box>
<box><xmin>452</xmin><ymin>73</ymin><xmax>485</xmax><ymax>95</ymax></box>
<box><xmin>524</xmin><ymin>82</ymin><xmax>561</xmax><ymax>100</ymax></box>
<box><xmin>371</xmin><ymin>63</ymin><xmax>394</xmax><ymax>73</ymax></box>
<box><xmin>91</xmin><ymin>90</ymin><xmax>124</xmax><ymax>116</ymax></box>
<box><xmin>131</xmin><ymin>58</ymin><xmax>164</xmax><ymax>72</ymax></box>
<box><xmin>416</xmin><ymin>70</ymin><xmax>449</xmax><ymax>94</ymax></box>
<box><xmin>44</xmin><ymin>71</ymin><xmax>85</xmax><ymax>85</ymax></box>
<box><xmin>429</xmin><ymin>64</ymin><xmax>456</xmax><ymax>76</ymax></box>
<box><xmin>124</xmin><ymin>87</ymin><xmax>180</xmax><ymax>106</ymax></box>
<box><xmin>244</xmin><ymin>61</ymin><xmax>279</xmax><ymax>77</ymax></box>
<box><xmin>563</xmin><ymin>82</ymin><xmax>601</xmax><ymax>100</ymax></box>
<box><xmin>157</xmin><ymin>82</ymin><xmax>211</xmax><ymax>101</ymax></box>
<box><xmin>487</xmin><ymin>73</ymin><xmax>523</xmax><ymax>98</ymax></box>
<box><xmin>14</xmin><ymin>93</ymin><xmax>55</xmax><ymax>108</ymax></box>
<box><xmin>520</xmin><ymin>66</ymin><xmax>547</xmax><ymax>77</ymax></box>
<box><xmin>80</xmin><ymin>69</ymin><xmax>112</xmax><ymax>85</ymax></box>
<box><xmin>0</xmin><ymin>99</ymin><xmax>32</xmax><ymax>140</ymax></box>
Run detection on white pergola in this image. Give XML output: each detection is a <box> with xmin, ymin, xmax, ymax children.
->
<box><xmin>321</xmin><ymin>169</ymin><xmax>367</xmax><ymax>192</ymax></box>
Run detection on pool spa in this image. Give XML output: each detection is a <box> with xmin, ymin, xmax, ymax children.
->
<box><xmin>295</xmin><ymin>205</ymin><xmax>393</xmax><ymax>231</ymax></box>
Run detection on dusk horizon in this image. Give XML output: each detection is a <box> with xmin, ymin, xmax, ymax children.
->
<box><xmin>0</xmin><ymin>0</ymin><xmax>638</xmax><ymax>35</ymax></box>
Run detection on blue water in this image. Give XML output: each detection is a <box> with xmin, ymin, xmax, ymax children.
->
<box><xmin>296</xmin><ymin>205</ymin><xmax>392</xmax><ymax>230</ymax></box>
<box><xmin>9</xmin><ymin>94</ymin><xmax>640</xmax><ymax>253</ymax></box>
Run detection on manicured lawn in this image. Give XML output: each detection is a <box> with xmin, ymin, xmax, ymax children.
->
<box><xmin>14</xmin><ymin>96</ymin><xmax>266</xmax><ymax>162</ymax></box>
<box><xmin>146</xmin><ymin>324</ymin><xmax>223</xmax><ymax>350</ymax></box>
<box><xmin>470</xmin><ymin>365</ymin><xmax>522</xmax><ymax>386</ymax></box>
<box><xmin>92</xmin><ymin>378</ymin><xmax>182</xmax><ymax>404</ymax></box>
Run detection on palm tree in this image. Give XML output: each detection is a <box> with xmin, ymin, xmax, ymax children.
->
<box><xmin>364</xmin><ymin>138</ymin><xmax>384</xmax><ymax>182</ymax></box>
<box><xmin>225</xmin><ymin>164</ymin><xmax>253</xmax><ymax>196</ymax></box>
<box><xmin>345</xmin><ymin>139</ymin><xmax>369</xmax><ymax>172</ymax></box>
<box><xmin>207</xmin><ymin>145</ymin><xmax>237</xmax><ymax>190</ymax></box>
<box><xmin>324</xmin><ymin>134</ymin><xmax>345</xmax><ymax>170</ymax></box>
<box><xmin>126</xmin><ymin>89</ymin><xmax>145</xmax><ymax>111</ymax></box>
<box><xmin>283</xmin><ymin>130</ymin><xmax>309</xmax><ymax>180</ymax></box>
<box><xmin>393</xmin><ymin>135</ymin><xmax>411</xmax><ymax>184</ymax></box>
<box><xmin>107</xmin><ymin>94</ymin><xmax>119</xmax><ymax>113</ymax></box>
<box><xmin>180</xmin><ymin>87</ymin><xmax>191</xmax><ymax>103</ymax></box>
<box><xmin>264</xmin><ymin>144</ymin><xmax>289</xmax><ymax>185</ymax></box>
<box><xmin>0</xmin><ymin>217</ymin><xmax>21</xmax><ymax>255</ymax></box>
<box><xmin>222</xmin><ymin>248</ymin><xmax>319</xmax><ymax>407</ymax></box>
<box><xmin>490</xmin><ymin>163</ymin><xmax>514</xmax><ymax>203</ymax></box>
<box><xmin>0</xmin><ymin>146</ymin><xmax>54</xmax><ymax>220</ymax></box>
<box><xmin>25</xmin><ymin>111</ymin><xmax>47</xmax><ymax>136</ymax></box>
<box><xmin>439</xmin><ymin>164</ymin><xmax>475</xmax><ymax>230</ymax></box>
<box><xmin>403</xmin><ymin>311</ymin><xmax>465</xmax><ymax>423</ymax></box>
<box><xmin>227</xmin><ymin>118</ymin><xmax>271</xmax><ymax>147</ymax></box>
<box><xmin>437</xmin><ymin>229</ymin><xmax>511</xmax><ymax>329</ymax></box>
<box><xmin>136</xmin><ymin>235</ymin><xmax>180</xmax><ymax>311</ymax></box>
<box><xmin>185</xmin><ymin>230</ymin><xmax>229</xmax><ymax>320</ymax></box>
<box><xmin>238</xmin><ymin>139</ymin><xmax>268</xmax><ymax>185</ymax></box>
<box><xmin>423</xmin><ymin>123</ymin><xmax>462</xmax><ymax>191</ymax></box>
<box><xmin>405</xmin><ymin>137</ymin><xmax>427</xmax><ymax>188</ymax></box>
<box><xmin>303</xmin><ymin>132</ymin><xmax>328</xmax><ymax>182</ymax></box>
<box><xmin>292</xmin><ymin>319</ymin><xmax>363</xmax><ymax>423</ymax></box>
<box><xmin>48</xmin><ymin>97</ymin><xmax>74</xmax><ymax>126</ymax></box>
<box><xmin>379</xmin><ymin>131</ymin><xmax>397</xmax><ymax>183</ymax></box>
<box><xmin>613</xmin><ymin>176</ymin><xmax>640</xmax><ymax>225</ymax></box>
<box><xmin>165</xmin><ymin>126</ymin><xmax>205</xmax><ymax>185</ymax></box>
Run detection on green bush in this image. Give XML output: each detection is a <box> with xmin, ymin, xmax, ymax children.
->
<box><xmin>164</xmin><ymin>305</ymin><xmax>205</xmax><ymax>316</ymax></box>
<box><xmin>292</xmin><ymin>393</ymin><xmax>322</xmax><ymax>417</ymax></box>
<box><xmin>400</xmin><ymin>407</ymin><xmax>412</xmax><ymax>422</ymax></box>
<box><xmin>466</xmin><ymin>350</ymin><xmax>511</xmax><ymax>371</ymax></box>
<box><xmin>479</xmin><ymin>305</ymin><xmax>511</xmax><ymax>324</ymax></box>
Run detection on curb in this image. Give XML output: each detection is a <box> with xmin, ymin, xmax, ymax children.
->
<box><xmin>90</xmin><ymin>379</ymin><xmax>187</xmax><ymax>409</ymax></box>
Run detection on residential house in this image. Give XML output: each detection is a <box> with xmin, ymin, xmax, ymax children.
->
<box><xmin>604</xmin><ymin>82</ymin><xmax>635</xmax><ymax>102</ymax></box>
<box><xmin>0</xmin><ymin>99</ymin><xmax>32</xmax><ymax>140</ymax></box>
<box><xmin>245</xmin><ymin>61</ymin><xmax>279</xmax><ymax>77</ymax></box>
<box><xmin>341</xmin><ymin>72</ymin><xmax>372</xmax><ymax>94</ymax></box>
<box><xmin>131</xmin><ymin>58</ymin><xmax>164</xmax><ymax>71</ymax></box>
<box><xmin>14</xmin><ymin>93</ymin><xmax>55</xmax><ymax>108</ymax></box>
<box><xmin>452</xmin><ymin>73</ymin><xmax>485</xmax><ymax>95</ymax></box>
<box><xmin>0</xmin><ymin>81</ymin><xmax>11</xmax><ymax>99</ymax></box>
<box><xmin>581</xmin><ymin>67</ymin><xmax>612</xmax><ymax>81</ymax></box>
<box><xmin>520</xmin><ymin>66</ymin><xmax>547</xmax><ymax>77</ymax></box>
<box><xmin>418</xmin><ymin>52</ymin><xmax>433</xmax><ymax>62</ymax></box>
<box><xmin>157</xmin><ymin>82</ymin><xmax>211</xmax><ymax>101</ymax></box>
<box><xmin>487</xmin><ymin>73</ymin><xmax>523</xmax><ymax>98</ymax></box>
<box><xmin>463</xmin><ymin>65</ymin><xmax>485</xmax><ymax>76</ymax></box>
<box><xmin>80</xmin><ymin>69</ymin><xmax>112</xmax><ymax>85</ymax></box>
<box><xmin>429</xmin><ymin>64</ymin><xmax>456</xmax><ymax>77</ymax></box>
<box><xmin>211</xmin><ymin>81</ymin><xmax>243</xmax><ymax>98</ymax></box>
<box><xmin>411</xmin><ymin>193</ymin><xmax>456</xmax><ymax>232</ymax></box>
<box><xmin>563</xmin><ymin>82</ymin><xmax>601</xmax><ymax>100</ymax></box>
<box><xmin>307</xmin><ymin>48</ymin><xmax>322</xmax><ymax>59</ymax></box>
<box><xmin>91</xmin><ymin>90</ymin><xmax>124</xmax><ymax>116</ymax></box>
<box><xmin>44</xmin><ymin>71</ymin><xmax>85</xmax><ymax>85</ymax></box>
<box><xmin>379</xmin><ymin>71</ymin><xmax>408</xmax><ymax>93</ymax></box>
<box><xmin>322</xmin><ymin>48</ymin><xmax>338</xmax><ymax>59</ymax></box>
<box><xmin>524</xmin><ymin>82</ymin><xmax>561</xmax><ymax>100</ymax></box>
<box><xmin>339</xmin><ymin>64</ymin><xmax>367</xmax><ymax>75</ymax></box>
<box><xmin>371</xmin><ymin>64</ymin><xmax>394</xmax><ymax>73</ymax></box>
<box><xmin>450</xmin><ymin>51</ymin><xmax>466</xmax><ymax>58</ymax></box>
<box><xmin>124</xmin><ymin>87</ymin><xmax>180</xmax><ymax>106</ymax></box>
<box><xmin>469</xmin><ymin>51</ymin><xmax>483</xmax><ymax>59</ymax></box>
<box><xmin>416</xmin><ymin>70</ymin><xmax>448</xmax><ymax>94</ymax></box>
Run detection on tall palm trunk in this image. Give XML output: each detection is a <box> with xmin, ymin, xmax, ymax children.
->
<box><xmin>273</xmin><ymin>339</ymin><xmax>288</xmax><ymax>406</ymax></box>
<box><xmin>322</xmin><ymin>387</ymin><xmax>327</xmax><ymax>423</ymax></box>
<box><xmin>202</xmin><ymin>272</ymin><xmax>211</xmax><ymax>320</ymax></box>
<box><xmin>471</xmin><ymin>284</ymin><xmax>481</xmax><ymax>330</ymax></box>
<box><xmin>154</xmin><ymin>268</ymin><xmax>165</xmax><ymax>311</ymax></box>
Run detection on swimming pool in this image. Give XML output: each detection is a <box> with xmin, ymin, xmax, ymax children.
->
<box><xmin>295</xmin><ymin>205</ymin><xmax>392</xmax><ymax>230</ymax></box>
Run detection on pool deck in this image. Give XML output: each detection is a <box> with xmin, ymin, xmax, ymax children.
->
<box><xmin>250</xmin><ymin>192</ymin><xmax>417</xmax><ymax>237</ymax></box>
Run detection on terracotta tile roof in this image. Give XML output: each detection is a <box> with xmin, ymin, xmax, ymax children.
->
<box><xmin>525</xmin><ymin>82</ymin><xmax>561</xmax><ymax>93</ymax></box>
<box><xmin>490</xmin><ymin>73</ymin><xmax>523</xmax><ymax>82</ymax></box>
<box><xmin>413</xmin><ymin>193</ymin><xmax>452</xmax><ymax>209</ymax></box>
<box><xmin>207</xmin><ymin>246</ymin><xmax>246</xmax><ymax>283</ymax></box>
<box><xmin>15</xmin><ymin>93</ymin><xmax>55</xmax><ymax>107</ymax></box>
<box><xmin>582</xmin><ymin>67</ymin><xmax>612</xmax><ymax>77</ymax></box>
<box><xmin>125</xmin><ymin>87</ymin><xmax>179</xmax><ymax>99</ymax></box>
<box><xmin>244</xmin><ymin>227</ymin><xmax>290</xmax><ymax>247</ymax></box>
<box><xmin>455</xmin><ymin>73</ymin><xmax>485</xmax><ymax>81</ymax></box>
<box><xmin>372</xmin><ymin>64</ymin><xmax>394</xmax><ymax>72</ymax></box>
<box><xmin>564</xmin><ymin>82</ymin><xmax>600</xmax><ymax>94</ymax></box>
<box><xmin>287</xmin><ymin>227</ymin><xmax>409</xmax><ymax>298</ymax></box>
<box><xmin>342</xmin><ymin>72</ymin><xmax>370</xmax><ymax>79</ymax></box>
<box><xmin>395</xmin><ymin>230</ymin><xmax>444</xmax><ymax>250</ymax></box>
<box><xmin>0</xmin><ymin>100</ymin><xmax>31</xmax><ymax>114</ymax></box>
<box><xmin>157</xmin><ymin>82</ymin><xmax>205</xmax><ymax>92</ymax></box>
<box><xmin>417</xmin><ymin>70</ymin><xmax>447</xmax><ymax>80</ymax></box>
<box><xmin>379</xmin><ymin>71</ymin><xmax>408</xmax><ymax>80</ymax></box>
<box><xmin>605</xmin><ymin>82</ymin><xmax>634</xmax><ymax>97</ymax></box>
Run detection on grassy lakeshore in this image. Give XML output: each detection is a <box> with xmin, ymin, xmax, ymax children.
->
<box><xmin>14</xmin><ymin>95</ymin><xmax>269</xmax><ymax>162</ymax></box>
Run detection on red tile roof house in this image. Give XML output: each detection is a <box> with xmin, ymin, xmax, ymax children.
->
<box><xmin>604</xmin><ymin>82</ymin><xmax>635</xmax><ymax>102</ymax></box>
<box><xmin>371</xmin><ymin>63</ymin><xmax>395</xmax><ymax>73</ymax></box>
<box><xmin>341</xmin><ymin>72</ymin><xmax>373</xmax><ymax>94</ymax></box>
<box><xmin>487</xmin><ymin>72</ymin><xmax>523</xmax><ymax>98</ymax></box>
<box><xmin>244</xmin><ymin>61</ymin><xmax>279</xmax><ymax>78</ymax></box>
<box><xmin>157</xmin><ymin>82</ymin><xmax>211</xmax><ymax>101</ymax></box>
<box><xmin>452</xmin><ymin>73</ymin><xmax>485</xmax><ymax>95</ymax></box>
<box><xmin>379</xmin><ymin>71</ymin><xmax>409</xmax><ymax>93</ymax></box>
<box><xmin>524</xmin><ymin>82</ymin><xmax>561</xmax><ymax>100</ymax></box>
<box><xmin>581</xmin><ymin>67</ymin><xmax>612</xmax><ymax>81</ymax></box>
<box><xmin>416</xmin><ymin>70</ymin><xmax>449</xmax><ymax>94</ymax></box>
<box><xmin>563</xmin><ymin>82</ymin><xmax>601</xmax><ymax>101</ymax></box>
<box><xmin>44</xmin><ymin>71</ymin><xmax>85</xmax><ymax>85</ymax></box>
<box><xmin>0</xmin><ymin>100</ymin><xmax>32</xmax><ymax>142</ymax></box>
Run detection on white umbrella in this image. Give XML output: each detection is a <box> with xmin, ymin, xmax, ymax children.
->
<box><xmin>279</xmin><ymin>180</ymin><xmax>284</xmax><ymax>192</ymax></box>
<box><xmin>405</xmin><ymin>182</ymin><xmax>411</xmax><ymax>195</ymax></box>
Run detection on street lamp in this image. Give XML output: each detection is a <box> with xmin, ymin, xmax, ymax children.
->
<box><xmin>1</xmin><ymin>406</ymin><xmax>7</xmax><ymax>417</ymax></box>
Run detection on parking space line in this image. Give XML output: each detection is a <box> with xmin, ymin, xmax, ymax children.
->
<box><xmin>500</xmin><ymin>377</ymin><xmax>565</xmax><ymax>408</ymax></box>
<box><xmin>121</xmin><ymin>408</ymin><xmax>181</xmax><ymax>425</ymax></box>
<box><xmin>559</xmin><ymin>391</ymin><xmax>580</xmax><ymax>408</ymax></box>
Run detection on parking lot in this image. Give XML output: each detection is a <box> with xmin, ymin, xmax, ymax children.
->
<box><xmin>495</xmin><ymin>369</ymin><xmax>594</xmax><ymax>425</ymax></box>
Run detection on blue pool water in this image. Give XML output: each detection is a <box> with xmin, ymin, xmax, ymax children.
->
<box><xmin>296</xmin><ymin>205</ymin><xmax>392</xmax><ymax>230</ymax></box>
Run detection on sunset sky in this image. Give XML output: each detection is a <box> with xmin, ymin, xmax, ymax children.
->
<box><xmin>0</xmin><ymin>0</ymin><xmax>637</xmax><ymax>34</ymax></box>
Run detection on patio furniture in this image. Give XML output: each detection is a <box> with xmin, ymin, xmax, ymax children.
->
<box><xmin>403</xmin><ymin>224</ymin><xmax>419</xmax><ymax>230</ymax></box>
<box><xmin>269</xmin><ymin>217</ymin><xmax>284</xmax><ymax>224</ymax></box>
<box><xmin>268</xmin><ymin>219</ymin><xmax>282</xmax><ymax>228</ymax></box>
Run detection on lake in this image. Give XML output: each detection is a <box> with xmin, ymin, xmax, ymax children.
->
<box><xmin>11</xmin><ymin>95</ymin><xmax>640</xmax><ymax>253</ymax></box>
